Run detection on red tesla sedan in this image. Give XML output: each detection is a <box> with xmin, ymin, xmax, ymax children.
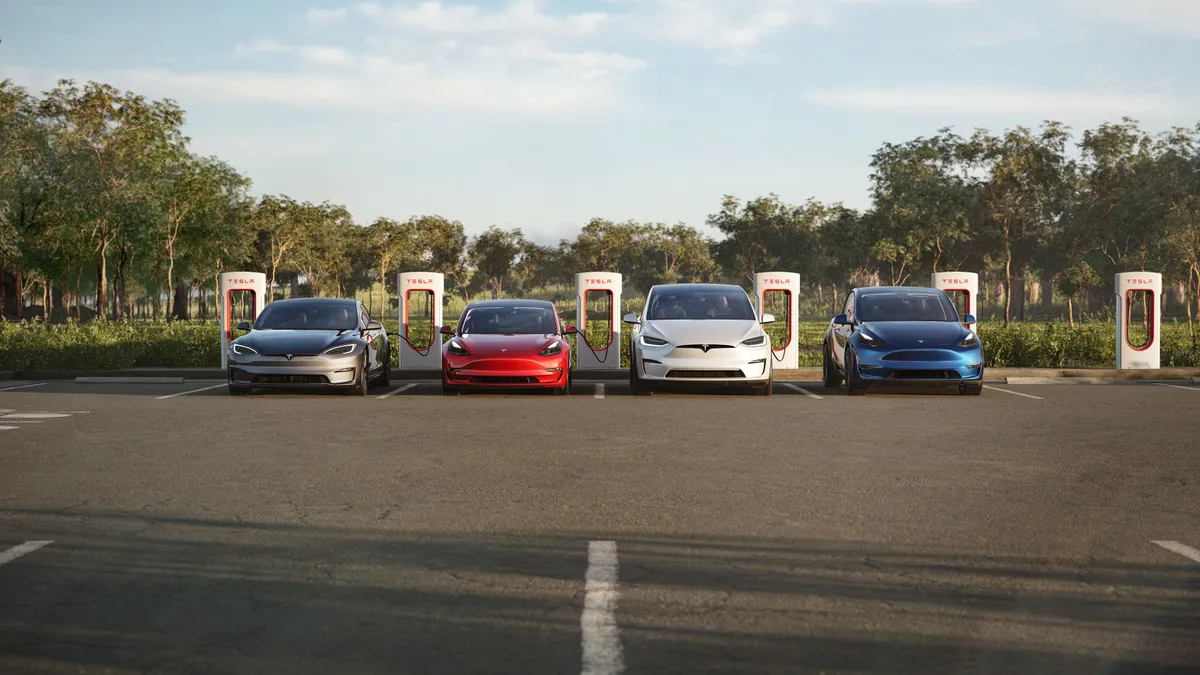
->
<box><xmin>440</xmin><ymin>299</ymin><xmax>578</xmax><ymax>395</ymax></box>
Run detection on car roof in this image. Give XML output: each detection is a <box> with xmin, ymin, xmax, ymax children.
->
<box><xmin>265</xmin><ymin>298</ymin><xmax>357</xmax><ymax>307</ymax></box>
<box><xmin>465</xmin><ymin>299</ymin><xmax>555</xmax><ymax>309</ymax></box>
<box><xmin>649</xmin><ymin>283</ymin><xmax>746</xmax><ymax>294</ymax></box>
<box><xmin>856</xmin><ymin>286</ymin><xmax>944</xmax><ymax>296</ymax></box>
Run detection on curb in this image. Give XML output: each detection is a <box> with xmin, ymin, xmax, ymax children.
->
<box><xmin>75</xmin><ymin>376</ymin><xmax>186</xmax><ymax>384</ymax></box>
<box><xmin>1006</xmin><ymin>376</ymin><xmax>1115</xmax><ymax>385</ymax></box>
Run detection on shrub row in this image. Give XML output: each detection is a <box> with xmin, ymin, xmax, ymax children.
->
<box><xmin>2</xmin><ymin>319</ymin><xmax>1197</xmax><ymax>370</ymax></box>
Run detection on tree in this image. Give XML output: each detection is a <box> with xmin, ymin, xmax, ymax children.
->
<box><xmin>251</xmin><ymin>194</ymin><xmax>305</xmax><ymax>300</ymax></box>
<box><xmin>468</xmin><ymin>226</ymin><xmax>527</xmax><ymax>298</ymax></box>
<box><xmin>1057</xmin><ymin>261</ymin><xmax>1100</xmax><ymax>328</ymax></box>
<box><xmin>367</xmin><ymin>217</ymin><xmax>418</xmax><ymax>310</ymax></box>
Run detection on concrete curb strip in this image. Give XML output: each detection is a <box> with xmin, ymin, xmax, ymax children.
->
<box><xmin>1006</xmin><ymin>376</ymin><xmax>1115</xmax><ymax>385</ymax></box>
<box><xmin>75</xmin><ymin>376</ymin><xmax>186</xmax><ymax>384</ymax></box>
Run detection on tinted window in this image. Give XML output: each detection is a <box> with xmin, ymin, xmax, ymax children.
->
<box><xmin>857</xmin><ymin>291</ymin><xmax>960</xmax><ymax>323</ymax></box>
<box><xmin>647</xmin><ymin>288</ymin><xmax>755</xmax><ymax>320</ymax></box>
<box><xmin>253</xmin><ymin>302</ymin><xmax>358</xmax><ymax>330</ymax></box>
<box><xmin>461</xmin><ymin>306</ymin><xmax>557</xmax><ymax>335</ymax></box>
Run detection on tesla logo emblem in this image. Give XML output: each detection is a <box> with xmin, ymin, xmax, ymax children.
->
<box><xmin>765</xmin><ymin>278</ymin><xmax>791</xmax><ymax>284</ymax></box>
<box><xmin>500</xmin><ymin>348</ymin><xmax>507</xmax><ymax>352</ymax></box>
<box><xmin>585</xmin><ymin>278</ymin><xmax>613</xmax><ymax>284</ymax></box>
<box><xmin>701</xmin><ymin>344</ymin><xmax>710</xmax><ymax>352</ymax></box>
<box><xmin>943</xmin><ymin>278</ymin><xmax>969</xmax><ymax>284</ymax></box>
<box><xmin>408</xmin><ymin>279</ymin><xmax>434</xmax><ymax>285</ymax></box>
<box><xmin>1128</xmin><ymin>279</ymin><xmax>1153</xmax><ymax>285</ymax></box>
<box><xmin>917</xmin><ymin>340</ymin><xmax>924</xmax><ymax>344</ymax></box>
<box><xmin>228</xmin><ymin>278</ymin><xmax>256</xmax><ymax>285</ymax></box>
<box><xmin>286</xmin><ymin>354</ymin><xmax>293</xmax><ymax>360</ymax></box>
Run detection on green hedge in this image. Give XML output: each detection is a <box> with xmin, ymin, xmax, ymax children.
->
<box><xmin>2</xmin><ymin>318</ymin><xmax>1197</xmax><ymax>370</ymax></box>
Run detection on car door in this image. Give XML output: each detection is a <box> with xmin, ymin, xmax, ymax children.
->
<box><xmin>831</xmin><ymin>291</ymin><xmax>855</xmax><ymax>367</ymax></box>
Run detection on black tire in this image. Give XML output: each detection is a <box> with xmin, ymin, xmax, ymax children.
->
<box><xmin>960</xmin><ymin>383</ymin><xmax>983</xmax><ymax>396</ymax></box>
<box><xmin>553</xmin><ymin>369</ymin><xmax>571</xmax><ymax>396</ymax></box>
<box><xmin>228</xmin><ymin>385</ymin><xmax>250</xmax><ymax>396</ymax></box>
<box><xmin>442</xmin><ymin>383</ymin><xmax>460</xmax><ymax>396</ymax></box>
<box><xmin>375</xmin><ymin>344</ymin><xmax>391</xmax><ymax>388</ymax></box>
<box><xmin>351</xmin><ymin>356</ymin><xmax>369</xmax><ymax>396</ymax></box>
<box><xmin>752</xmin><ymin>374</ymin><xmax>773</xmax><ymax>396</ymax></box>
<box><xmin>823</xmin><ymin>342</ymin><xmax>843</xmax><ymax>388</ymax></box>
<box><xmin>844</xmin><ymin>349</ymin><xmax>867</xmax><ymax>396</ymax></box>
<box><xmin>630</xmin><ymin>360</ymin><xmax>652</xmax><ymax>396</ymax></box>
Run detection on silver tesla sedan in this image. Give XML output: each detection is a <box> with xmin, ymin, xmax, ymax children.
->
<box><xmin>624</xmin><ymin>283</ymin><xmax>775</xmax><ymax>396</ymax></box>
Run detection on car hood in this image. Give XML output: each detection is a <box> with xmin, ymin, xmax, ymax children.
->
<box><xmin>453</xmin><ymin>333</ymin><xmax>562</xmax><ymax>357</ymax></box>
<box><xmin>235</xmin><ymin>330</ymin><xmax>353</xmax><ymax>356</ymax></box>
<box><xmin>859</xmin><ymin>321</ymin><xmax>968</xmax><ymax>347</ymax></box>
<box><xmin>642</xmin><ymin>320</ymin><xmax>761</xmax><ymax>346</ymax></box>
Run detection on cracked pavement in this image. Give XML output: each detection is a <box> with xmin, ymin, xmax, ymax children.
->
<box><xmin>0</xmin><ymin>381</ymin><xmax>1198</xmax><ymax>674</ymax></box>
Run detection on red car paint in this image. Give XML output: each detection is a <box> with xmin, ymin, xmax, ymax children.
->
<box><xmin>441</xmin><ymin>303</ymin><xmax>573</xmax><ymax>391</ymax></box>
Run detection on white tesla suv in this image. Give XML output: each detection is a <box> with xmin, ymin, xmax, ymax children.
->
<box><xmin>625</xmin><ymin>283</ymin><xmax>775</xmax><ymax>396</ymax></box>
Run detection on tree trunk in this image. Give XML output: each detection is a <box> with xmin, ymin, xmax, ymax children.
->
<box><xmin>1067</xmin><ymin>296</ymin><xmax>1075</xmax><ymax>329</ymax></box>
<box><xmin>1003</xmin><ymin>235</ymin><xmax>1012</xmax><ymax>328</ymax></box>
<box><xmin>1013</xmin><ymin>271</ymin><xmax>1026</xmax><ymax>322</ymax></box>
<box><xmin>15</xmin><ymin>263</ymin><xmax>23</xmax><ymax>320</ymax></box>
<box><xmin>97</xmin><ymin>242</ymin><xmax>109</xmax><ymax>318</ymax></box>
<box><xmin>75</xmin><ymin>270</ymin><xmax>83</xmax><ymax>320</ymax></box>
<box><xmin>42</xmin><ymin>281</ymin><xmax>50</xmax><ymax>322</ymax></box>
<box><xmin>1041</xmin><ymin>272</ymin><xmax>1054</xmax><ymax>317</ymax></box>
<box><xmin>173</xmin><ymin>283</ymin><xmax>190</xmax><ymax>321</ymax></box>
<box><xmin>165</xmin><ymin>247</ymin><xmax>175</xmax><ymax>321</ymax></box>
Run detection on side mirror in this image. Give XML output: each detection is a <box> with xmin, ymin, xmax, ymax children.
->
<box><xmin>833</xmin><ymin>314</ymin><xmax>851</xmax><ymax>326</ymax></box>
<box><xmin>562</xmin><ymin>325</ymin><xmax>579</xmax><ymax>335</ymax></box>
<box><xmin>439</xmin><ymin>325</ymin><xmax>456</xmax><ymax>335</ymax></box>
<box><xmin>365</xmin><ymin>321</ymin><xmax>383</xmax><ymax>331</ymax></box>
<box><xmin>622</xmin><ymin>313</ymin><xmax>640</xmax><ymax>325</ymax></box>
<box><xmin>236</xmin><ymin>321</ymin><xmax>251</xmax><ymax>332</ymax></box>
<box><xmin>760</xmin><ymin>313</ymin><xmax>776</xmax><ymax>324</ymax></box>
<box><xmin>962</xmin><ymin>314</ymin><xmax>976</xmax><ymax>325</ymax></box>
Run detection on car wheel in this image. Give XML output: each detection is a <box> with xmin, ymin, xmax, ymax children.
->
<box><xmin>844</xmin><ymin>350</ymin><xmax>867</xmax><ymax>396</ymax></box>
<box><xmin>630</xmin><ymin>361</ymin><xmax>652</xmax><ymax>396</ymax></box>
<box><xmin>228</xmin><ymin>385</ymin><xmax>250</xmax><ymax>396</ymax></box>
<box><xmin>351</xmin><ymin>356</ymin><xmax>369</xmax><ymax>396</ymax></box>
<box><xmin>553</xmin><ymin>369</ymin><xmax>571</xmax><ymax>396</ymax></box>
<box><xmin>752</xmin><ymin>374</ymin><xmax>773</xmax><ymax>396</ymax></box>
<box><xmin>960</xmin><ymin>383</ymin><xmax>983</xmax><ymax>396</ymax></box>
<box><xmin>442</xmin><ymin>384</ymin><xmax>460</xmax><ymax>396</ymax></box>
<box><xmin>823</xmin><ymin>342</ymin><xmax>843</xmax><ymax>388</ymax></box>
<box><xmin>376</xmin><ymin>346</ymin><xmax>391</xmax><ymax>388</ymax></box>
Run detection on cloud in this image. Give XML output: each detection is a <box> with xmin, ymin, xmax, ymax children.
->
<box><xmin>806</xmin><ymin>86</ymin><xmax>1186</xmax><ymax>117</ymax></box>
<box><xmin>298</xmin><ymin>46</ymin><xmax>354</xmax><ymax>65</ymax></box>
<box><xmin>306</xmin><ymin>7</ymin><xmax>349</xmax><ymax>24</ymax></box>
<box><xmin>234</xmin><ymin>39</ymin><xmax>292</xmax><ymax>55</ymax></box>
<box><xmin>355</xmin><ymin>0</ymin><xmax>608</xmax><ymax>36</ymax></box>
<box><xmin>1064</xmin><ymin>0</ymin><xmax>1200</xmax><ymax>38</ymax></box>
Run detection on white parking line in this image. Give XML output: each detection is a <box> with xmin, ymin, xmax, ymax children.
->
<box><xmin>2</xmin><ymin>412</ymin><xmax>72</xmax><ymax>419</ymax></box>
<box><xmin>376</xmin><ymin>383</ymin><xmax>418</xmax><ymax>399</ymax></box>
<box><xmin>1153</xmin><ymin>383</ymin><xmax>1200</xmax><ymax>393</ymax></box>
<box><xmin>781</xmin><ymin>383</ymin><xmax>823</xmax><ymax>399</ymax></box>
<box><xmin>0</xmin><ymin>383</ymin><xmax>46</xmax><ymax>392</ymax></box>
<box><xmin>982</xmin><ymin>385</ymin><xmax>1044</xmax><ymax>400</ymax></box>
<box><xmin>594</xmin><ymin>384</ymin><xmax>605</xmax><ymax>399</ymax></box>
<box><xmin>1152</xmin><ymin>540</ymin><xmax>1200</xmax><ymax>563</ymax></box>
<box><xmin>582</xmin><ymin>540</ymin><xmax>623</xmax><ymax>675</ymax></box>
<box><xmin>0</xmin><ymin>540</ymin><xmax>53</xmax><ymax>566</ymax></box>
<box><xmin>155</xmin><ymin>383</ymin><xmax>229</xmax><ymax>400</ymax></box>
<box><xmin>0</xmin><ymin>426</ymin><xmax>17</xmax><ymax>431</ymax></box>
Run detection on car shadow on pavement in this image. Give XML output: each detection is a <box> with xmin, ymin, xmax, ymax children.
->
<box><xmin>1</xmin><ymin>510</ymin><xmax>1196</xmax><ymax>675</ymax></box>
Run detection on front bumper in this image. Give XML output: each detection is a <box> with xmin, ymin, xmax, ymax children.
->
<box><xmin>443</xmin><ymin>355</ymin><xmax>569</xmax><ymax>388</ymax></box>
<box><xmin>228</xmin><ymin>353</ymin><xmax>363</xmax><ymax>387</ymax></box>
<box><xmin>635</xmin><ymin>343</ymin><xmax>772</xmax><ymax>383</ymax></box>
<box><xmin>853</xmin><ymin>346</ymin><xmax>984</xmax><ymax>384</ymax></box>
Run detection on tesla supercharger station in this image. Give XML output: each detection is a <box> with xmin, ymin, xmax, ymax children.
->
<box><xmin>932</xmin><ymin>272</ymin><xmax>979</xmax><ymax>332</ymax></box>
<box><xmin>397</xmin><ymin>272</ymin><xmax>444</xmax><ymax>370</ymax></box>
<box><xmin>218</xmin><ymin>272</ymin><xmax>266</xmax><ymax>369</ymax></box>
<box><xmin>575</xmin><ymin>272</ymin><xmax>622</xmax><ymax>370</ymax></box>
<box><xmin>1116</xmin><ymin>272</ymin><xmax>1161</xmax><ymax>370</ymax></box>
<box><xmin>753</xmin><ymin>272</ymin><xmax>799</xmax><ymax>369</ymax></box>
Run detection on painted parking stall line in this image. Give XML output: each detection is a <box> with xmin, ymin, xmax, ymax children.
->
<box><xmin>157</xmin><ymin>383</ymin><xmax>228</xmax><ymax>399</ymax></box>
<box><xmin>376</xmin><ymin>383</ymin><xmax>418</xmax><ymax>400</ymax></box>
<box><xmin>982</xmin><ymin>385</ymin><xmax>1044</xmax><ymax>400</ymax></box>
<box><xmin>781</xmin><ymin>383</ymin><xmax>823</xmax><ymax>399</ymax></box>
<box><xmin>0</xmin><ymin>382</ymin><xmax>46</xmax><ymax>392</ymax></box>
<box><xmin>594</xmin><ymin>384</ymin><xmax>605</xmax><ymax>400</ymax></box>
<box><xmin>0</xmin><ymin>540</ymin><xmax>53</xmax><ymax>567</ymax></box>
<box><xmin>581</xmin><ymin>540</ymin><xmax>623</xmax><ymax>675</ymax></box>
<box><xmin>1153</xmin><ymin>540</ymin><xmax>1200</xmax><ymax>564</ymax></box>
<box><xmin>1153</xmin><ymin>383</ymin><xmax>1200</xmax><ymax>393</ymax></box>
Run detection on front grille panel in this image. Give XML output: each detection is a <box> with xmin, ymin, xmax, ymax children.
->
<box><xmin>252</xmin><ymin>374</ymin><xmax>330</xmax><ymax>384</ymax></box>
<box><xmin>677</xmin><ymin>344</ymin><xmax>734</xmax><ymax>351</ymax></box>
<box><xmin>665</xmin><ymin>369</ymin><xmax>744</xmax><ymax>379</ymax></box>
<box><xmin>469</xmin><ymin>376</ymin><xmax>539</xmax><ymax>384</ymax></box>
<box><xmin>884</xmin><ymin>370</ymin><xmax>961</xmax><ymax>380</ymax></box>
<box><xmin>881</xmin><ymin>350</ymin><xmax>957</xmax><ymax>362</ymax></box>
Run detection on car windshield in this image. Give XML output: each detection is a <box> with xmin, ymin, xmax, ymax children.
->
<box><xmin>857</xmin><ymin>291</ymin><xmax>960</xmax><ymax>322</ymax></box>
<box><xmin>253</xmin><ymin>302</ymin><xmax>358</xmax><ymax>330</ymax></box>
<box><xmin>460</xmin><ymin>306</ymin><xmax>558</xmax><ymax>335</ymax></box>
<box><xmin>647</xmin><ymin>288</ymin><xmax>756</xmax><ymax>320</ymax></box>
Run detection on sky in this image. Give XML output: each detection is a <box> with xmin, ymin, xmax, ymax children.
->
<box><xmin>2</xmin><ymin>0</ymin><xmax>1199</xmax><ymax>244</ymax></box>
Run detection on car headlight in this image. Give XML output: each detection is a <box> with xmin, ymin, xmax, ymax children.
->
<box><xmin>858</xmin><ymin>331</ymin><xmax>884</xmax><ymax>348</ymax></box>
<box><xmin>538</xmin><ymin>341</ymin><xmax>563</xmax><ymax>357</ymax></box>
<box><xmin>322</xmin><ymin>343</ymin><xmax>357</xmax><ymax>356</ymax></box>
<box><xmin>640</xmin><ymin>335</ymin><xmax>668</xmax><ymax>347</ymax></box>
<box><xmin>740</xmin><ymin>335</ymin><xmax>766</xmax><ymax>347</ymax></box>
<box><xmin>231</xmin><ymin>343</ymin><xmax>258</xmax><ymax>355</ymax></box>
<box><xmin>957</xmin><ymin>331</ymin><xmax>979</xmax><ymax>348</ymax></box>
<box><xmin>446</xmin><ymin>339</ymin><xmax>470</xmax><ymax>356</ymax></box>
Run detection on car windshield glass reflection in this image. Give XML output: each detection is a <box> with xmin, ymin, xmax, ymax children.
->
<box><xmin>253</xmin><ymin>303</ymin><xmax>358</xmax><ymax>330</ymax></box>
<box><xmin>461</xmin><ymin>307</ymin><xmax>557</xmax><ymax>335</ymax></box>
<box><xmin>857</xmin><ymin>292</ymin><xmax>959</xmax><ymax>322</ymax></box>
<box><xmin>648</xmin><ymin>290</ymin><xmax>755</xmax><ymax>320</ymax></box>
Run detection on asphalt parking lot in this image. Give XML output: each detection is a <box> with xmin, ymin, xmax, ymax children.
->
<box><xmin>1</xmin><ymin>379</ymin><xmax>1198</xmax><ymax>674</ymax></box>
